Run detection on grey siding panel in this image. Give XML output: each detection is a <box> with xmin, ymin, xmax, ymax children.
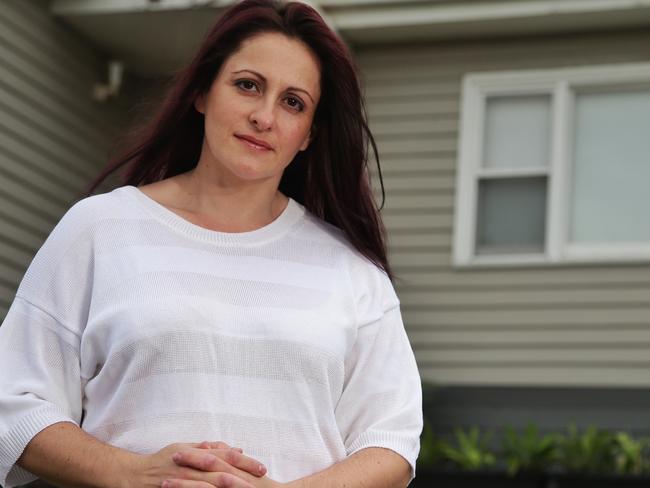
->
<box><xmin>0</xmin><ymin>127</ymin><xmax>89</xmax><ymax>192</ymax></box>
<box><xmin>0</xmin><ymin>41</ymin><xmax>111</xmax><ymax>143</ymax></box>
<box><xmin>0</xmin><ymin>0</ymin><xmax>127</xmax><ymax>319</ymax></box>
<box><xmin>0</xmin><ymin>240</ymin><xmax>35</xmax><ymax>276</ymax></box>
<box><xmin>401</xmin><ymin>307</ymin><xmax>650</xmax><ymax>329</ymax></box>
<box><xmin>0</xmin><ymin>95</ymin><xmax>98</xmax><ymax>180</ymax></box>
<box><xmin>0</xmin><ymin>168</ymin><xmax>69</xmax><ymax>223</ymax></box>
<box><xmin>0</xmin><ymin>66</ymin><xmax>111</xmax><ymax>156</ymax></box>
<box><xmin>359</xmin><ymin>28</ymin><xmax>650</xmax><ymax>387</ymax></box>
<box><xmin>380</xmin><ymin>155</ymin><xmax>456</xmax><ymax>172</ymax></box>
<box><xmin>0</xmin><ymin>259</ymin><xmax>25</xmax><ymax>286</ymax></box>
<box><xmin>0</xmin><ymin>3</ymin><xmax>110</xmax><ymax>125</ymax></box>
<box><xmin>396</xmin><ymin>267</ymin><xmax>650</xmax><ymax>287</ymax></box>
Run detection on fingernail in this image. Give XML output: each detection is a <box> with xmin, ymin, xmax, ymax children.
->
<box><xmin>259</xmin><ymin>464</ymin><xmax>267</xmax><ymax>475</ymax></box>
<box><xmin>172</xmin><ymin>453</ymin><xmax>181</xmax><ymax>462</ymax></box>
<box><xmin>162</xmin><ymin>481</ymin><xmax>170</xmax><ymax>488</ymax></box>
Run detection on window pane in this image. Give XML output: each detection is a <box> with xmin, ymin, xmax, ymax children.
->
<box><xmin>476</xmin><ymin>177</ymin><xmax>547</xmax><ymax>254</ymax></box>
<box><xmin>570</xmin><ymin>89</ymin><xmax>650</xmax><ymax>244</ymax></box>
<box><xmin>483</xmin><ymin>95</ymin><xmax>551</xmax><ymax>169</ymax></box>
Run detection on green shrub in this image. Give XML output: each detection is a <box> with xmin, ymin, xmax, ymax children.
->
<box><xmin>501</xmin><ymin>423</ymin><xmax>560</xmax><ymax>476</ymax></box>
<box><xmin>435</xmin><ymin>427</ymin><xmax>496</xmax><ymax>471</ymax></box>
<box><xmin>555</xmin><ymin>424</ymin><xmax>618</xmax><ymax>474</ymax></box>
<box><xmin>417</xmin><ymin>418</ymin><xmax>443</xmax><ymax>467</ymax></box>
<box><xmin>417</xmin><ymin>420</ymin><xmax>650</xmax><ymax>477</ymax></box>
<box><xmin>613</xmin><ymin>432</ymin><xmax>650</xmax><ymax>475</ymax></box>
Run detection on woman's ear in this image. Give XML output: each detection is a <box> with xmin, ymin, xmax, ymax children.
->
<box><xmin>194</xmin><ymin>94</ymin><xmax>206</xmax><ymax>114</ymax></box>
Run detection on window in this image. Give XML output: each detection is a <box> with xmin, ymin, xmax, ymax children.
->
<box><xmin>453</xmin><ymin>63</ymin><xmax>650</xmax><ymax>266</ymax></box>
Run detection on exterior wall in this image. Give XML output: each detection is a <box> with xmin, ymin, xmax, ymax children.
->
<box><xmin>357</xmin><ymin>28</ymin><xmax>650</xmax><ymax>388</ymax></box>
<box><xmin>0</xmin><ymin>0</ymin><xmax>127</xmax><ymax>319</ymax></box>
<box><xmin>427</xmin><ymin>385</ymin><xmax>650</xmax><ymax>439</ymax></box>
<box><xmin>3</xmin><ymin>0</ymin><xmax>650</xmax><ymax>390</ymax></box>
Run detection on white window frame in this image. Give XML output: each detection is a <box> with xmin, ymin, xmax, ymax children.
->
<box><xmin>453</xmin><ymin>62</ymin><xmax>650</xmax><ymax>267</ymax></box>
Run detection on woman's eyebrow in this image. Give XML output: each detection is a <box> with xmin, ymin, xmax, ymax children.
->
<box><xmin>232</xmin><ymin>69</ymin><xmax>315</xmax><ymax>103</ymax></box>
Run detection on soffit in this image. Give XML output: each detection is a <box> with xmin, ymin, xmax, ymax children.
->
<box><xmin>50</xmin><ymin>0</ymin><xmax>650</xmax><ymax>77</ymax></box>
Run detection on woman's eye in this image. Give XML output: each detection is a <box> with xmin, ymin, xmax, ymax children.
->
<box><xmin>236</xmin><ymin>80</ymin><xmax>258</xmax><ymax>92</ymax></box>
<box><xmin>285</xmin><ymin>96</ymin><xmax>304</xmax><ymax>112</ymax></box>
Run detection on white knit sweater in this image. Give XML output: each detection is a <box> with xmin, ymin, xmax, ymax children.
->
<box><xmin>0</xmin><ymin>186</ymin><xmax>422</xmax><ymax>487</ymax></box>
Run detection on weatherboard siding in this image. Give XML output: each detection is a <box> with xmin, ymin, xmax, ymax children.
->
<box><xmin>358</xmin><ymin>28</ymin><xmax>650</xmax><ymax>387</ymax></box>
<box><xmin>0</xmin><ymin>0</ymin><xmax>125</xmax><ymax>319</ymax></box>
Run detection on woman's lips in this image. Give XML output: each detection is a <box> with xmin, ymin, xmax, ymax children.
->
<box><xmin>235</xmin><ymin>134</ymin><xmax>273</xmax><ymax>151</ymax></box>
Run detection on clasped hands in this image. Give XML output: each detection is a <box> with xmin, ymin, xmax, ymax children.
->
<box><xmin>137</xmin><ymin>440</ymin><xmax>284</xmax><ymax>488</ymax></box>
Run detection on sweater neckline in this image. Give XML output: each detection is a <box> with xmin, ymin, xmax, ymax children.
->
<box><xmin>120</xmin><ymin>185</ymin><xmax>305</xmax><ymax>246</ymax></box>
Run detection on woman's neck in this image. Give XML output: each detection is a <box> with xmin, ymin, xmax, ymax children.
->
<box><xmin>140</xmin><ymin>168</ymin><xmax>289</xmax><ymax>233</ymax></box>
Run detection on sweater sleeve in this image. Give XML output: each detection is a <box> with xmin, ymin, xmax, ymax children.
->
<box><xmin>0</xmin><ymin>200</ymin><xmax>96</xmax><ymax>488</ymax></box>
<box><xmin>335</xmin><ymin>264</ymin><xmax>423</xmax><ymax>482</ymax></box>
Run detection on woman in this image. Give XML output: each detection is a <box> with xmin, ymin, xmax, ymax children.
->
<box><xmin>0</xmin><ymin>1</ymin><xmax>422</xmax><ymax>487</ymax></box>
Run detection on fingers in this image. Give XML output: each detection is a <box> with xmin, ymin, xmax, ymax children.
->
<box><xmin>163</xmin><ymin>473</ymin><xmax>255</xmax><ymax>488</ymax></box>
<box><xmin>198</xmin><ymin>441</ymin><xmax>230</xmax><ymax>450</ymax></box>
<box><xmin>173</xmin><ymin>441</ymin><xmax>240</xmax><ymax>453</ymax></box>
<box><xmin>173</xmin><ymin>452</ymin><xmax>222</xmax><ymax>472</ymax></box>
<box><xmin>219</xmin><ymin>449</ymin><xmax>266</xmax><ymax>477</ymax></box>
<box><xmin>173</xmin><ymin>448</ymin><xmax>266</xmax><ymax>478</ymax></box>
<box><xmin>198</xmin><ymin>441</ymin><xmax>244</xmax><ymax>454</ymax></box>
<box><xmin>162</xmin><ymin>480</ymin><xmax>215</xmax><ymax>488</ymax></box>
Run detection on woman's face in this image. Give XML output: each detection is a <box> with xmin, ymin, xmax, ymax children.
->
<box><xmin>195</xmin><ymin>32</ymin><xmax>321</xmax><ymax>188</ymax></box>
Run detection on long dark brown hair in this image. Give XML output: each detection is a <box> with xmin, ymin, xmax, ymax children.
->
<box><xmin>86</xmin><ymin>0</ymin><xmax>392</xmax><ymax>279</ymax></box>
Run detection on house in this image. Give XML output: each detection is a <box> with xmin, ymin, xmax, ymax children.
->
<box><xmin>2</xmin><ymin>0</ymin><xmax>650</xmax><ymax>440</ymax></box>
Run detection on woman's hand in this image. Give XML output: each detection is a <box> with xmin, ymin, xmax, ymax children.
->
<box><xmin>167</xmin><ymin>441</ymin><xmax>285</xmax><ymax>488</ymax></box>
<box><xmin>129</xmin><ymin>441</ymin><xmax>268</xmax><ymax>488</ymax></box>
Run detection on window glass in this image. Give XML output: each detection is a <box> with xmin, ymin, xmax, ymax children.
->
<box><xmin>476</xmin><ymin>177</ymin><xmax>547</xmax><ymax>254</ymax></box>
<box><xmin>483</xmin><ymin>95</ymin><xmax>551</xmax><ymax>169</ymax></box>
<box><xmin>570</xmin><ymin>89</ymin><xmax>650</xmax><ymax>243</ymax></box>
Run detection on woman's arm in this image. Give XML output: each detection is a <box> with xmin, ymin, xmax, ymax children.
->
<box><xmin>169</xmin><ymin>447</ymin><xmax>411</xmax><ymax>488</ymax></box>
<box><xmin>286</xmin><ymin>448</ymin><xmax>411</xmax><ymax>488</ymax></box>
<box><xmin>18</xmin><ymin>422</ymin><xmax>267</xmax><ymax>488</ymax></box>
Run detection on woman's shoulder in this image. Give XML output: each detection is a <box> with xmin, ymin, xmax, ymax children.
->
<box><xmin>59</xmin><ymin>186</ymin><xmax>135</xmax><ymax>228</ymax></box>
<box><xmin>297</xmin><ymin>209</ymin><xmax>350</xmax><ymax>249</ymax></box>
<box><xmin>296</xmin><ymin>209</ymin><xmax>398</xmax><ymax>314</ymax></box>
<box><xmin>15</xmin><ymin>187</ymin><xmax>134</xmax><ymax>308</ymax></box>
<box><xmin>38</xmin><ymin>186</ymin><xmax>136</xmax><ymax>255</ymax></box>
<box><xmin>297</xmin><ymin>208</ymin><xmax>388</xmax><ymax>270</ymax></box>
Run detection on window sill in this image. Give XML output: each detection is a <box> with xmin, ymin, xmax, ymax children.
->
<box><xmin>453</xmin><ymin>251</ymin><xmax>650</xmax><ymax>269</ymax></box>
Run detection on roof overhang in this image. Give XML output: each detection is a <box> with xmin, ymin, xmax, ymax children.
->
<box><xmin>50</xmin><ymin>0</ymin><xmax>650</xmax><ymax>77</ymax></box>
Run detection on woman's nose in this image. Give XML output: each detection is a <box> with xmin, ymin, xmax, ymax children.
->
<box><xmin>249</xmin><ymin>102</ymin><xmax>274</xmax><ymax>131</ymax></box>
